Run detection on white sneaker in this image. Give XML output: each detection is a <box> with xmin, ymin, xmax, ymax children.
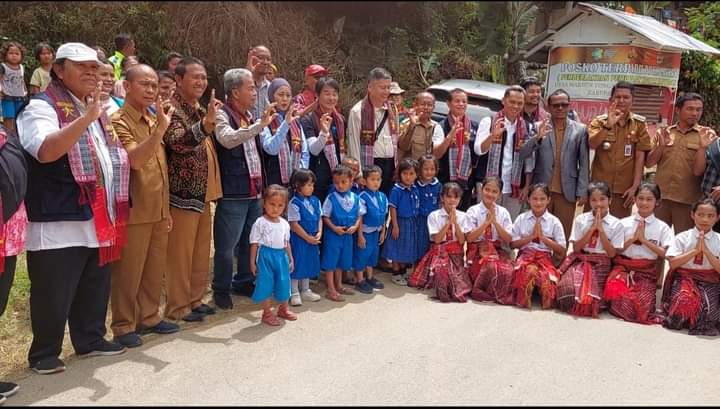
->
<box><xmin>391</xmin><ymin>275</ymin><xmax>408</xmax><ymax>286</ymax></box>
<box><xmin>290</xmin><ymin>293</ymin><xmax>303</xmax><ymax>306</ymax></box>
<box><xmin>301</xmin><ymin>289</ymin><xmax>322</xmax><ymax>302</ymax></box>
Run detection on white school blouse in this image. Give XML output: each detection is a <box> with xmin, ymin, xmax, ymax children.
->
<box><xmin>620</xmin><ymin>214</ymin><xmax>674</xmax><ymax>260</ymax></box>
<box><xmin>249</xmin><ymin>216</ymin><xmax>291</xmax><ymax>249</ymax></box>
<box><xmin>667</xmin><ymin>227</ymin><xmax>720</xmax><ymax>270</ymax></box>
<box><xmin>569</xmin><ymin>211</ymin><xmax>624</xmax><ymax>254</ymax></box>
<box><xmin>427</xmin><ymin>208</ymin><xmax>472</xmax><ymax>242</ymax></box>
<box><xmin>511</xmin><ymin>210</ymin><xmax>566</xmax><ymax>253</ymax></box>
<box><xmin>465</xmin><ymin>202</ymin><xmax>512</xmax><ymax>242</ymax></box>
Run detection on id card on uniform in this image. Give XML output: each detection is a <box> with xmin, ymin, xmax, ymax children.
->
<box><xmin>624</xmin><ymin>144</ymin><xmax>633</xmax><ymax>157</ymax></box>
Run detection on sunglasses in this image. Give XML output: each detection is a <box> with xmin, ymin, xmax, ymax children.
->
<box><xmin>550</xmin><ymin>102</ymin><xmax>570</xmax><ymax>108</ymax></box>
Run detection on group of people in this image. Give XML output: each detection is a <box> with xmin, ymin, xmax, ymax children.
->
<box><xmin>0</xmin><ymin>31</ymin><xmax>720</xmax><ymax>404</ymax></box>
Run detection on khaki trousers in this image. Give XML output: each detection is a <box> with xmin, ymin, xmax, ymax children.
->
<box><xmin>165</xmin><ymin>206</ymin><xmax>212</xmax><ymax>320</ymax></box>
<box><xmin>656</xmin><ymin>199</ymin><xmax>693</xmax><ymax>234</ymax></box>
<box><xmin>549</xmin><ymin>192</ymin><xmax>577</xmax><ymax>241</ymax></box>
<box><xmin>110</xmin><ymin>219</ymin><xmax>168</xmax><ymax>336</ymax></box>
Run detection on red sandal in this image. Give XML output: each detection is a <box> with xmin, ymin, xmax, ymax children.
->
<box><xmin>277</xmin><ymin>305</ymin><xmax>298</xmax><ymax>321</ymax></box>
<box><xmin>261</xmin><ymin>310</ymin><xmax>281</xmax><ymax>326</ymax></box>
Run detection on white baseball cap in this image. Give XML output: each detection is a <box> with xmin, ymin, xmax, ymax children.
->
<box><xmin>55</xmin><ymin>42</ymin><xmax>101</xmax><ymax>63</ymax></box>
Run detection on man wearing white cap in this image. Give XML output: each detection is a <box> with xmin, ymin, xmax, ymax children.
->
<box><xmin>17</xmin><ymin>42</ymin><xmax>130</xmax><ymax>374</ymax></box>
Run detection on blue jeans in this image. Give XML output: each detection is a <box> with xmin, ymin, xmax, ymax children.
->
<box><xmin>212</xmin><ymin>198</ymin><xmax>262</xmax><ymax>295</ymax></box>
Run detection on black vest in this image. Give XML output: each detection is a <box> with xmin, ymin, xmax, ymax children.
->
<box><xmin>23</xmin><ymin>94</ymin><xmax>93</xmax><ymax>222</ymax></box>
<box><xmin>438</xmin><ymin>118</ymin><xmax>480</xmax><ymax>188</ymax></box>
<box><xmin>214</xmin><ymin>106</ymin><xmax>264</xmax><ymax>199</ymax></box>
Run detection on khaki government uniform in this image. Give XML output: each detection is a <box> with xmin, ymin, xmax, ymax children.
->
<box><xmin>588</xmin><ymin>112</ymin><xmax>652</xmax><ymax>218</ymax></box>
<box><xmin>653</xmin><ymin>124</ymin><xmax>703</xmax><ymax>233</ymax></box>
<box><xmin>397</xmin><ymin>119</ymin><xmax>437</xmax><ymax>161</ymax></box>
<box><xmin>110</xmin><ymin>104</ymin><xmax>171</xmax><ymax>336</ymax></box>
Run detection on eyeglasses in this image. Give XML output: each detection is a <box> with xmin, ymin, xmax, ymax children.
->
<box><xmin>550</xmin><ymin>103</ymin><xmax>570</xmax><ymax>108</ymax></box>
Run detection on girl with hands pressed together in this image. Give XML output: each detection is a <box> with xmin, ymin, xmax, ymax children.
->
<box><xmin>604</xmin><ymin>183</ymin><xmax>673</xmax><ymax>325</ymax></box>
<box><xmin>557</xmin><ymin>181</ymin><xmax>624</xmax><ymax>318</ymax></box>
<box><xmin>510</xmin><ymin>184</ymin><xmax>566</xmax><ymax>309</ymax></box>
<box><xmin>465</xmin><ymin>177</ymin><xmax>515</xmax><ymax>304</ymax></box>
<box><xmin>409</xmin><ymin>182</ymin><xmax>473</xmax><ymax>303</ymax></box>
<box><xmin>662</xmin><ymin>198</ymin><xmax>720</xmax><ymax>336</ymax></box>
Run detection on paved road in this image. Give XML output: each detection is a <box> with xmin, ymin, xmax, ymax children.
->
<box><xmin>7</xmin><ymin>273</ymin><xmax>720</xmax><ymax>405</ymax></box>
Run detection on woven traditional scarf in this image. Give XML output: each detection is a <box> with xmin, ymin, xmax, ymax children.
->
<box><xmin>44</xmin><ymin>79</ymin><xmax>129</xmax><ymax>266</ymax></box>
<box><xmin>486</xmin><ymin>110</ymin><xmax>528</xmax><ymax>197</ymax></box>
<box><xmin>270</xmin><ymin>112</ymin><xmax>303</xmax><ymax>185</ymax></box>
<box><xmin>224</xmin><ymin>105</ymin><xmax>263</xmax><ymax>197</ymax></box>
<box><xmin>446</xmin><ymin>115</ymin><xmax>473</xmax><ymax>181</ymax></box>
<box><xmin>312</xmin><ymin>107</ymin><xmax>345</xmax><ymax>170</ymax></box>
<box><xmin>360</xmin><ymin>96</ymin><xmax>398</xmax><ymax>168</ymax></box>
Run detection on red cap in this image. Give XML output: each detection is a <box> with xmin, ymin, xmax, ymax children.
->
<box><xmin>305</xmin><ymin>64</ymin><xmax>328</xmax><ymax>77</ymax></box>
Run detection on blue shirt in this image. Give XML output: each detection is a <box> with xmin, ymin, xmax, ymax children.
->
<box><xmin>359</xmin><ymin>190</ymin><xmax>388</xmax><ymax>233</ymax></box>
<box><xmin>261</xmin><ymin>112</ymin><xmax>310</xmax><ymax>168</ymax></box>
<box><xmin>416</xmin><ymin>177</ymin><xmax>441</xmax><ymax>217</ymax></box>
<box><xmin>388</xmin><ymin>183</ymin><xmax>420</xmax><ymax>218</ymax></box>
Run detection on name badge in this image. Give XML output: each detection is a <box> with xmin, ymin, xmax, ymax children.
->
<box><xmin>624</xmin><ymin>144</ymin><xmax>632</xmax><ymax>157</ymax></box>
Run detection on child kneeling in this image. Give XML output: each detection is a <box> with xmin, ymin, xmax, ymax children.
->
<box><xmin>409</xmin><ymin>182</ymin><xmax>472</xmax><ymax>302</ymax></box>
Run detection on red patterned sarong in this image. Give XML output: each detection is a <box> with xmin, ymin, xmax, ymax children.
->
<box><xmin>662</xmin><ymin>268</ymin><xmax>720</xmax><ymax>335</ymax></box>
<box><xmin>603</xmin><ymin>257</ymin><xmax>661</xmax><ymax>325</ymax></box>
<box><xmin>466</xmin><ymin>241</ymin><xmax>514</xmax><ymax>304</ymax></box>
<box><xmin>511</xmin><ymin>249</ymin><xmax>561</xmax><ymax>310</ymax></box>
<box><xmin>557</xmin><ymin>252</ymin><xmax>612</xmax><ymax>318</ymax></box>
<box><xmin>409</xmin><ymin>241</ymin><xmax>470</xmax><ymax>303</ymax></box>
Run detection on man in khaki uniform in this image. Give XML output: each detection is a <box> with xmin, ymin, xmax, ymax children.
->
<box><xmin>588</xmin><ymin>81</ymin><xmax>652</xmax><ymax>218</ymax></box>
<box><xmin>397</xmin><ymin>92</ymin><xmax>444</xmax><ymax>161</ymax></box>
<box><xmin>647</xmin><ymin>93</ymin><xmax>716</xmax><ymax>233</ymax></box>
<box><xmin>111</xmin><ymin>65</ymin><xmax>179</xmax><ymax>348</ymax></box>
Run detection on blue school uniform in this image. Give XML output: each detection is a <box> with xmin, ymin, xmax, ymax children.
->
<box><xmin>288</xmin><ymin>193</ymin><xmax>322</xmax><ymax>280</ymax></box>
<box><xmin>416</xmin><ymin>177</ymin><xmax>442</xmax><ymax>257</ymax></box>
<box><xmin>383</xmin><ymin>183</ymin><xmax>421</xmax><ymax>263</ymax></box>
<box><xmin>353</xmin><ymin>189</ymin><xmax>389</xmax><ymax>272</ymax></box>
<box><xmin>321</xmin><ymin>190</ymin><xmax>364</xmax><ymax>271</ymax></box>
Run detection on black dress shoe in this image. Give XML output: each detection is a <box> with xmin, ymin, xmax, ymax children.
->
<box><xmin>182</xmin><ymin>311</ymin><xmax>205</xmax><ymax>322</ymax></box>
<box><xmin>232</xmin><ymin>283</ymin><xmax>256</xmax><ymax>297</ymax></box>
<box><xmin>213</xmin><ymin>293</ymin><xmax>234</xmax><ymax>310</ymax></box>
<box><xmin>140</xmin><ymin>320</ymin><xmax>179</xmax><ymax>335</ymax></box>
<box><xmin>114</xmin><ymin>333</ymin><xmax>143</xmax><ymax>348</ymax></box>
<box><xmin>192</xmin><ymin>303</ymin><xmax>216</xmax><ymax>315</ymax></box>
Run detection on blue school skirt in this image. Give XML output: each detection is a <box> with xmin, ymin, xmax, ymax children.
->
<box><xmin>382</xmin><ymin>216</ymin><xmax>420</xmax><ymax>264</ymax></box>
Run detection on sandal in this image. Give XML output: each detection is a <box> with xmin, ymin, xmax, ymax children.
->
<box><xmin>326</xmin><ymin>292</ymin><xmax>345</xmax><ymax>302</ymax></box>
<box><xmin>338</xmin><ymin>286</ymin><xmax>356</xmax><ymax>295</ymax></box>
<box><xmin>277</xmin><ymin>305</ymin><xmax>298</xmax><ymax>321</ymax></box>
<box><xmin>261</xmin><ymin>310</ymin><xmax>281</xmax><ymax>326</ymax></box>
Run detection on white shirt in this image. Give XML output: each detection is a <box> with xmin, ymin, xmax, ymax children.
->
<box><xmin>322</xmin><ymin>191</ymin><xmax>367</xmax><ymax>219</ymax></box>
<box><xmin>620</xmin><ymin>214</ymin><xmax>674</xmax><ymax>260</ymax></box>
<box><xmin>103</xmin><ymin>97</ymin><xmax>121</xmax><ymax>117</ymax></box>
<box><xmin>667</xmin><ymin>227</ymin><xmax>720</xmax><ymax>270</ymax></box>
<box><xmin>475</xmin><ymin>115</ymin><xmax>532</xmax><ymax>194</ymax></box>
<box><xmin>569</xmin><ymin>211</ymin><xmax>624</xmax><ymax>254</ymax></box>
<box><xmin>427</xmin><ymin>208</ymin><xmax>472</xmax><ymax>242</ymax></box>
<box><xmin>465</xmin><ymin>202</ymin><xmax>512</xmax><ymax>242</ymax></box>
<box><xmin>511</xmin><ymin>210</ymin><xmax>566</xmax><ymax>253</ymax></box>
<box><xmin>18</xmin><ymin>95</ymin><xmax>116</xmax><ymax>251</ymax></box>
<box><xmin>249</xmin><ymin>216</ymin><xmax>290</xmax><ymax>249</ymax></box>
<box><xmin>347</xmin><ymin>100</ymin><xmax>395</xmax><ymax>160</ymax></box>
<box><xmin>429</xmin><ymin>119</ymin><xmax>448</xmax><ymax>147</ymax></box>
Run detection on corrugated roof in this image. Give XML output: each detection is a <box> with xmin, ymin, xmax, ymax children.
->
<box><xmin>578</xmin><ymin>2</ymin><xmax>720</xmax><ymax>54</ymax></box>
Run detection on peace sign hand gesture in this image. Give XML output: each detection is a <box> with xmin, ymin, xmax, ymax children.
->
<box><xmin>260</xmin><ymin>102</ymin><xmax>278</xmax><ymax>128</ymax></box>
<box><xmin>319</xmin><ymin>112</ymin><xmax>333</xmax><ymax>135</ymax></box>
<box><xmin>84</xmin><ymin>81</ymin><xmax>109</xmax><ymax>123</ymax></box>
<box><xmin>606</xmin><ymin>100</ymin><xmax>623</xmax><ymax>128</ymax></box>
<box><xmin>155</xmin><ymin>94</ymin><xmax>175</xmax><ymax>132</ymax></box>
<box><xmin>699</xmin><ymin>126</ymin><xmax>718</xmax><ymax>149</ymax></box>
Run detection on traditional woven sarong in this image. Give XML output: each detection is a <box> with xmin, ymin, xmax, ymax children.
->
<box><xmin>662</xmin><ymin>268</ymin><xmax>720</xmax><ymax>335</ymax></box>
<box><xmin>603</xmin><ymin>256</ymin><xmax>662</xmax><ymax>325</ymax></box>
<box><xmin>511</xmin><ymin>249</ymin><xmax>561</xmax><ymax>310</ymax></box>
<box><xmin>466</xmin><ymin>241</ymin><xmax>514</xmax><ymax>304</ymax></box>
<box><xmin>409</xmin><ymin>241</ymin><xmax>470</xmax><ymax>303</ymax></box>
<box><xmin>557</xmin><ymin>252</ymin><xmax>612</xmax><ymax>318</ymax></box>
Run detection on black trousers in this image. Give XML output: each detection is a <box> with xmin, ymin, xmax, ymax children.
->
<box><xmin>374</xmin><ymin>157</ymin><xmax>396</xmax><ymax>197</ymax></box>
<box><xmin>27</xmin><ymin>247</ymin><xmax>111</xmax><ymax>366</ymax></box>
<box><xmin>0</xmin><ymin>255</ymin><xmax>17</xmax><ymax>317</ymax></box>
